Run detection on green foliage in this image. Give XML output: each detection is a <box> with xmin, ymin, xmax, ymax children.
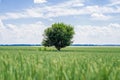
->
<box><xmin>42</xmin><ymin>22</ymin><xmax>74</xmax><ymax>51</ymax></box>
<box><xmin>0</xmin><ymin>47</ymin><xmax>120</xmax><ymax>80</ymax></box>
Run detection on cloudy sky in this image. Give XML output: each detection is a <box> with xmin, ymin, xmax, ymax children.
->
<box><xmin>0</xmin><ymin>0</ymin><xmax>120</xmax><ymax>44</ymax></box>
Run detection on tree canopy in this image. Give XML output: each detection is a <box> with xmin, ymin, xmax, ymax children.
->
<box><xmin>42</xmin><ymin>23</ymin><xmax>74</xmax><ymax>51</ymax></box>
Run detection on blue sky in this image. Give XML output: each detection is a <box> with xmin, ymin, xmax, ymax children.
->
<box><xmin>0</xmin><ymin>0</ymin><xmax>120</xmax><ymax>44</ymax></box>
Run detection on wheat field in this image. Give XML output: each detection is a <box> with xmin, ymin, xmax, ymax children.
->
<box><xmin>0</xmin><ymin>46</ymin><xmax>120</xmax><ymax>80</ymax></box>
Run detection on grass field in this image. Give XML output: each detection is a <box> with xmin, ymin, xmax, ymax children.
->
<box><xmin>0</xmin><ymin>46</ymin><xmax>120</xmax><ymax>80</ymax></box>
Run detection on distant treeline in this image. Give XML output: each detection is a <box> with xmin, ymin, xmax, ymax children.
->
<box><xmin>0</xmin><ymin>44</ymin><xmax>120</xmax><ymax>46</ymax></box>
<box><xmin>0</xmin><ymin>44</ymin><xmax>41</xmax><ymax>46</ymax></box>
<box><xmin>71</xmin><ymin>44</ymin><xmax>120</xmax><ymax>46</ymax></box>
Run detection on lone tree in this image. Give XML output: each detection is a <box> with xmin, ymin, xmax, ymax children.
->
<box><xmin>42</xmin><ymin>23</ymin><xmax>74</xmax><ymax>51</ymax></box>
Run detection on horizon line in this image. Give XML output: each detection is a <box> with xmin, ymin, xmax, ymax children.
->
<box><xmin>0</xmin><ymin>44</ymin><xmax>120</xmax><ymax>46</ymax></box>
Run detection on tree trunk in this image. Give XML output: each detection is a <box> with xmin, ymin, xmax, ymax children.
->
<box><xmin>57</xmin><ymin>47</ymin><xmax>61</xmax><ymax>51</ymax></box>
<box><xmin>56</xmin><ymin>46</ymin><xmax>61</xmax><ymax>51</ymax></box>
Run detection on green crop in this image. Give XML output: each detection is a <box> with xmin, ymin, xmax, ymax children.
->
<box><xmin>0</xmin><ymin>46</ymin><xmax>120</xmax><ymax>80</ymax></box>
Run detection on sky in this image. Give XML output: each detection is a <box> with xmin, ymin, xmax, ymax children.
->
<box><xmin>0</xmin><ymin>0</ymin><xmax>120</xmax><ymax>44</ymax></box>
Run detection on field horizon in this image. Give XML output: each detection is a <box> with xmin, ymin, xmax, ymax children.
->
<box><xmin>0</xmin><ymin>44</ymin><xmax>120</xmax><ymax>46</ymax></box>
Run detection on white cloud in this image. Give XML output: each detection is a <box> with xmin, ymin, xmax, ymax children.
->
<box><xmin>91</xmin><ymin>13</ymin><xmax>112</xmax><ymax>20</ymax></box>
<box><xmin>54</xmin><ymin>0</ymin><xmax>84</xmax><ymax>8</ymax></box>
<box><xmin>108</xmin><ymin>0</ymin><xmax>120</xmax><ymax>6</ymax></box>
<box><xmin>0</xmin><ymin>0</ymin><xmax>120</xmax><ymax>20</ymax></box>
<box><xmin>34</xmin><ymin>0</ymin><xmax>47</xmax><ymax>3</ymax></box>
<box><xmin>1</xmin><ymin>21</ymin><xmax>120</xmax><ymax>44</ymax></box>
<box><xmin>74</xmin><ymin>23</ymin><xmax>120</xmax><ymax>44</ymax></box>
<box><xmin>0</xmin><ymin>21</ymin><xmax>47</xmax><ymax>44</ymax></box>
<box><xmin>0</xmin><ymin>9</ymin><xmax>44</xmax><ymax>20</ymax></box>
<box><xmin>85</xmin><ymin>5</ymin><xmax>118</xmax><ymax>13</ymax></box>
<box><xmin>44</xmin><ymin>5</ymin><xmax>119</xmax><ymax>19</ymax></box>
<box><xmin>26</xmin><ymin>9</ymin><xmax>44</xmax><ymax>17</ymax></box>
<box><xmin>0</xmin><ymin>20</ymin><xmax>4</xmax><ymax>27</ymax></box>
